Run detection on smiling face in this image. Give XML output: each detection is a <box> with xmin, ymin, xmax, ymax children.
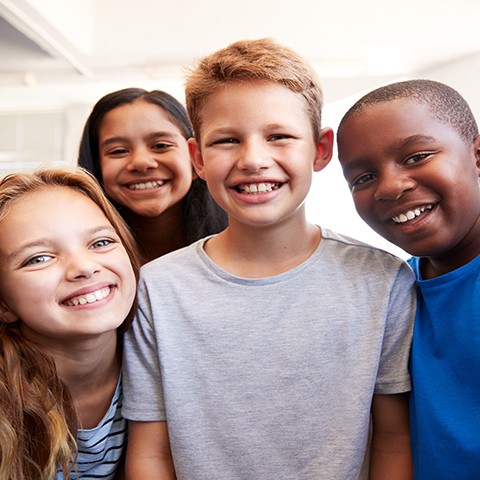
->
<box><xmin>189</xmin><ymin>81</ymin><xmax>332</xmax><ymax>230</ymax></box>
<box><xmin>338</xmin><ymin>98</ymin><xmax>480</xmax><ymax>268</ymax></box>
<box><xmin>0</xmin><ymin>187</ymin><xmax>137</xmax><ymax>347</ymax></box>
<box><xmin>98</xmin><ymin>99</ymin><xmax>193</xmax><ymax>218</ymax></box>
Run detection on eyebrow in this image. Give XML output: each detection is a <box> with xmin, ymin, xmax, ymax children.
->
<box><xmin>100</xmin><ymin>131</ymin><xmax>180</xmax><ymax>148</ymax></box>
<box><xmin>208</xmin><ymin>123</ymin><xmax>296</xmax><ymax>135</ymax></box>
<box><xmin>6</xmin><ymin>225</ymin><xmax>117</xmax><ymax>263</ymax></box>
<box><xmin>385</xmin><ymin>134</ymin><xmax>437</xmax><ymax>156</ymax></box>
<box><xmin>341</xmin><ymin>134</ymin><xmax>437</xmax><ymax>176</ymax></box>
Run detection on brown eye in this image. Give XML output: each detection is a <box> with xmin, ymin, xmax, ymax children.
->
<box><xmin>405</xmin><ymin>153</ymin><xmax>430</xmax><ymax>165</ymax></box>
<box><xmin>352</xmin><ymin>173</ymin><xmax>376</xmax><ymax>187</ymax></box>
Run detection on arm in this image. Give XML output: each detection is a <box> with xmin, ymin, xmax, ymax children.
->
<box><xmin>369</xmin><ymin>393</ymin><xmax>412</xmax><ymax>480</ymax></box>
<box><xmin>125</xmin><ymin>421</ymin><xmax>176</xmax><ymax>479</ymax></box>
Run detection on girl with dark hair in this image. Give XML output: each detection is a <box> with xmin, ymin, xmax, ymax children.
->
<box><xmin>78</xmin><ymin>88</ymin><xmax>227</xmax><ymax>263</ymax></box>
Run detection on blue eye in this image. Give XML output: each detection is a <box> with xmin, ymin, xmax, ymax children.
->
<box><xmin>214</xmin><ymin>138</ymin><xmax>238</xmax><ymax>145</ymax></box>
<box><xmin>269</xmin><ymin>134</ymin><xmax>291</xmax><ymax>141</ymax></box>
<box><xmin>92</xmin><ymin>238</ymin><xmax>114</xmax><ymax>249</ymax></box>
<box><xmin>24</xmin><ymin>254</ymin><xmax>52</xmax><ymax>266</ymax></box>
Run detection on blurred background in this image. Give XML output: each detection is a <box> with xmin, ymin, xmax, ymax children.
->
<box><xmin>2</xmin><ymin>0</ymin><xmax>480</xmax><ymax>256</ymax></box>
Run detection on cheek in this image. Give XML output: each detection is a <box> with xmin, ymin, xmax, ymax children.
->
<box><xmin>352</xmin><ymin>192</ymin><xmax>375</xmax><ymax>220</ymax></box>
<box><xmin>99</xmin><ymin>160</ymin><xmax>121</xmax><ymax>198</ymax></box>
<box><xmin>2</xmin><ymin>281</ymin><xmax>45</xmax><ymax>319</ymax></box>
<box><xmin>117</xmin><ymin>260</ymin><xmax>137</xmax><ymax>308</ymax></box>
<box><xmin>174</xmin><ymin>160</ymin><xmax>194</xmax><ymax>196</ymax></box>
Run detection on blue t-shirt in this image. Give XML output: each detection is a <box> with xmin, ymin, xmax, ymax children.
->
<box><xmin>408</xmin><ymin>254</ymin><xmax>480</xmax><ymax>479</ymax></box>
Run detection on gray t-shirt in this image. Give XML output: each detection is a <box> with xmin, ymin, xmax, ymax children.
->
<box><xmin>123</xmin><ymin>228</ymin><xmax>415</xmax><ymax>480</ymax></box>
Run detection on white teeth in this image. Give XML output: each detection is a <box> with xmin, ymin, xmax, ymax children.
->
<box><xmin>64</xmin><ymin>287</ymin><xmax>111</xmax><ymax>306</ymax></box>
<box><xmin>392</xmin><ymin>205</ymin><xmax>433</xmax><ymax>224</ymax></box>
<box><xmin>239</xmin><ymin>182</ymin><xmax>280</xmax><ymax>194</ymax></box>
<box><xmin>129</xmin><ymin>181</ymin><xmax>164</xmax><ymax>190</ymax></box>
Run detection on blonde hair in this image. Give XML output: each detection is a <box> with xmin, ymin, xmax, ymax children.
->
<box><xmin>0</xmin><ymin>168</ymin><xmax>140</xmax><ymax>479</ymax></box>
<box><xmin>185</xmin><ymin>38</ymin><xmax>324</xmax><ymax>142</ymax></box>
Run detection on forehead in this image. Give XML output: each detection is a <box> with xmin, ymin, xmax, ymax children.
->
<box><xmin>1</xmin><ymin>187</ymin><xmax>105</xmax><ymax>230</ymax></box>
<box><xmin>340</xmin><ymin>99</ymin><xmax>455</xmax><ymax>147</ymax></box>
<box><xmin>337</xmin><ymin>99</ymin><xmax>470</xmax><ymax>170</ymax></box>
<box><xmin>199</xmin><ymin>80</ymin><xmax>310</xmax><ymax>131</ymax></box>
<box><xmin>100</xmin><ymin>99</ymin><xmax>181</xmax><ymax>135</ymax></box>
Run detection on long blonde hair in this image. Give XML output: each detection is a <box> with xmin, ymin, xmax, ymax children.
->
<box><xmin>0</xmin><ymin>168</ymin><xmax>140</xmax><ymax>479</ymax></box>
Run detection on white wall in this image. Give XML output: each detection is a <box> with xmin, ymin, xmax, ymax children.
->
<box><xmin>1</xmin><ymin>22</ymin><xmax>479</xmax><ymax>259</ymax></box>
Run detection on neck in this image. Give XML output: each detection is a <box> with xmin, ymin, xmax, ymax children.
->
<box><xmin>205</xmin><ymin>215</ymin><xmax>320</xmax><ymax>278</ymax></box>
<box><xmin>49</xmin><ymin>332</ymin><xmax>121</xmax><ymax>429</ymax></box>
<box><xmin>421</xmin><ymin>244</ymin><xmax>480</xmax><ymax>279</ymax></box>
<box><xmin>420</xmin><ymin>218</ymin><xmax>480</xmax><ymax>279</ymax></box>
<box><xmin>123</xmin><ymin>202</ymin><xmax>187</xmax><ymax>263</ymax></box>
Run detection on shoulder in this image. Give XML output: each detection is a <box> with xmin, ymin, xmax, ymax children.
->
<box><xmin>141</xmin><ymin>238</ymin><xmax>205</xmax><ymax>274</ymax></box>
<box><xmin>321</xmin><ymin>228</ymin><xmax>404</xmax><ymax>263</ymax></box>
<box><xmin>320</xmin><ymin>228</ymin><xmax>415</xmax><ymax>283</ymax></box>
<box><xmin>138</xmin><ymin>238</ymin><xmax>214</xmax><ymax>291</ymax></box>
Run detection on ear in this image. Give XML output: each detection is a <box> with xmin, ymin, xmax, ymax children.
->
<box><xmin>191</xmin><ymin>166</ymin><xmax>199</xmax><ymax>181</ymax></box>
<box><xmin>313</xmin><ymin>127</ymin><xmax>334</xmax><ymax>172</ymax></box>
<box><xmin>473</xmin><ymin>134</ymin><xmax>480</xmax><ymax>171</ymax></box>
<box><xmin>0</xmin><ymin>300</ymin><xmax>19</xmax><ymax>324</ymax></box>
<box><xmin>188</xmin><ymin>138</ymin><xmax>206</xmax><ymax>181</ymax></box>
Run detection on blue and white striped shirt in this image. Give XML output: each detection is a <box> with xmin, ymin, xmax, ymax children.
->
<box><xmin>57</xmin><ymin>373</ymin><xmax>126</xmax><ymax>479</ymax></box>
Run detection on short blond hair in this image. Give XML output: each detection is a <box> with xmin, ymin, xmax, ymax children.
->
<box><xmin>185</xmin><ymin>38</ymin><xmax>324</xmax><ymax>142</ymax></box>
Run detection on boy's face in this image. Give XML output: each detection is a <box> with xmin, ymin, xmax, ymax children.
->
<box><xmin>338</xmin><ymin>99</ymin><xmax>480</xmax><ymax>261</ymax></box>
<box><xmin>189</xmin><ymin>81</ymin><xmax>333</xmax><ymax>229</ymax></box>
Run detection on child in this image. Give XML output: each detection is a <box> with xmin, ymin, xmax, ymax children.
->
<box><xmin>78</xmin><ymin>88</ymin><xmax>228</xmax><ymax>263</ymax></box>
<box><xmin>0</xmin><ymin>168</ymin><xmax>140</xmax><ymax>479</ymax></box>
<box><xmin>336</xmin><ymin>79</ymin><xmax>480</xmax><ymax>479</ymax></box>
<box><xmin>122</xmin><ymin>39</ymin><xmax>416</xmax><ymax>479</ymax></box>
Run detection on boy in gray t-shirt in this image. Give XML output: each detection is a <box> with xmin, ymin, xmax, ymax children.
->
<box><xmin>123</xmin><ymin>38</ymin><xmax>416</xmax><ymax>480</ymax></box>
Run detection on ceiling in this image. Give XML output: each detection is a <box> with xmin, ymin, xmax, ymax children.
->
<box><xmin>1</xmin><ymin>0</ymin><xmax>480</xmax><ymax>112</ymax></box>
<box><xmin>1</xmin><ymin>0</ymin><xmax>479</xmax><ymax>257</ymax></box>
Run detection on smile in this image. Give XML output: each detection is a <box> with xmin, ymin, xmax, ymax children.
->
<box><xmin>236</xmin><ymin>182</ymin><xmax>282</xmax><ymax>194</ymax></box>
<box><xmin>392</xmin><ymin>205</ymin><xmax>433</xmax><ymax>224</ymax></box>
<box><xmin>128</xmin><ymin>180</ymin><xmax>165</xmax><ymax>190</ymax></box>
<box><xmin>63</xmin><ymin>286</ymin><xmax>112</xmax><ymax>306</ymax></box>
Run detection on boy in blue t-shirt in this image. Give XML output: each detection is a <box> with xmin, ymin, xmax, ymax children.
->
<box><xmin>337</xmin><ymin>79</ymin><xmax>480</xmax><ymax>480</ymax></box>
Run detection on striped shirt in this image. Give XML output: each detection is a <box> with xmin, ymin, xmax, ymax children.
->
<box><xmin>57</xmin><ymin>373</ymin><xmax>126</xmax><ymax>479</ymax></box>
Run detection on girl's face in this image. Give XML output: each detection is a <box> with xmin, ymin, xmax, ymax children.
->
<box><xmin>98</xmin><ymin>99</ymin><xmax>193</xmax><ymax>218</ymax></box>
<box><xmin>0</xmin><ymin>187</ymin><xmax>136</xmax><ymax>348</ymax></box>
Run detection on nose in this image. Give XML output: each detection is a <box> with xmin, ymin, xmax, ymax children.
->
<box><xmin>65</xmin><ymin>255</ymin><xmax>101</xmax><ymax>281</ymax></box>
<box><xmin>236</xmin><ymin>139</ymin><xmax>271</xmax><ymax>172</ymax></box>
<box><xmin>126</xmin><ymin>148</ymin><xmax>158</xmax><ymax>173</ymax></box>
<box><xmin>374</xmin><ymin>172</ymin><xmax>416</xmax><ymax>201</ymax></box>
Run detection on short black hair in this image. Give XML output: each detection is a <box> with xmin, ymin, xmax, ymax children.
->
<box><xmin>338</xmin><ymin>79</ymin><xmax>478</xmax><ymax>144</ymax></box>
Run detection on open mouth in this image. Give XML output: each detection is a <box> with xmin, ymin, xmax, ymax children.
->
<box><xmin>392</xmin><ymin>205</ymin><xmax>433</xmax><ymax>224</ymax></box>
<box><xmin>63</xmin><ymin>286</ymin><xmax>112</xmax><ymax>307</ymax></box>
<box><xmin>235</xmin><ymin>182</ymin><xmax>282</xmax><ymax>194</ymax></box>
<box><xmin>128</xmin><ymin>180</ymin><xmax>165</xmax><ymax>191</ymax></box>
